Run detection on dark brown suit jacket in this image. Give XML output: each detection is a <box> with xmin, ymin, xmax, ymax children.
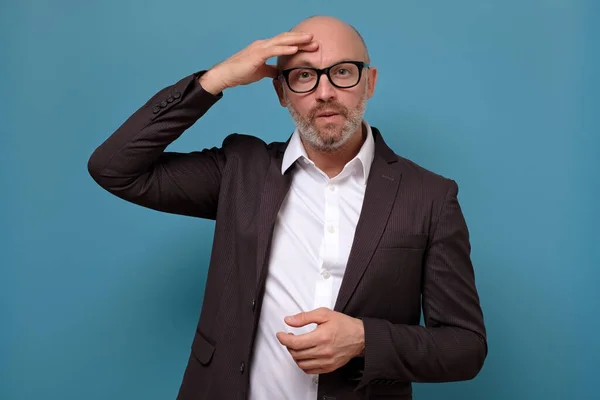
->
<box><xmin>88</xmin><ymin>71</ymin><xmax>487</xmax><ymax>400</ymax></box>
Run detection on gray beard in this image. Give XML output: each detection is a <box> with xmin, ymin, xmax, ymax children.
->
<box><xmin>285</xmin><ymin>90</ymin><xmax>368</xmax><ymax>153</ymax></box>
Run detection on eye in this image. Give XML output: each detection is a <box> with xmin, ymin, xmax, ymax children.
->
<box><xmin>290</xmin><ymin>69</ymin><xmax>316</xmax><ymax>82</ymax></box>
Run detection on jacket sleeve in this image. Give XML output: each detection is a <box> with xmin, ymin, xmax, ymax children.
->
<box><xmin>87</xmin><ymin>71</ymin><xmax>226</xmax><ymax>219</ymax></box>
<box><xmin>357</xmin><ymin>180</ymin><xmax>487</xmax><ymax>387</ymax></box>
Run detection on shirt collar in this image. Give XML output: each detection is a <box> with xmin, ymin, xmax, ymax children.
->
<box><xmin>281</xmin><ymin>120</ymin><xmax>376</xmax><ymax>185</ymax></box>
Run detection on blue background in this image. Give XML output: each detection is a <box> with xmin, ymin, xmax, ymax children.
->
<box><xmin>2</xmin><ymin>0</ymin><xmax>598</xmax><ymax>399</ymax></box>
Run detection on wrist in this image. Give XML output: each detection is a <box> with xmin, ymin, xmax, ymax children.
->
<box><xmin>355</xmin><ymin>318</ymin><xmax>365</xmax><ymax>357</ymax></box>
<box><xmin>198</xmin><ymin>68</ymin><xmax>227</xmax><ymax>95</ymax></box>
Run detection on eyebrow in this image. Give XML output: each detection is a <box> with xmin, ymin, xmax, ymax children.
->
<box><xmin>287</xmin><ymin>59</ymin><xmax>317</xmax><ymax>68</ymax></box>
<box><xmin>285</xmin><ymin>59</ymin><xmax>358</xmax><ymax>69</ymax></box>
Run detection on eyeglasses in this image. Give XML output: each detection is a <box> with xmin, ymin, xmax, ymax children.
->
<box><xmin>279</xmin><ymin>61</ymin><xmax>369</xmax><ymax>93</ymax></box>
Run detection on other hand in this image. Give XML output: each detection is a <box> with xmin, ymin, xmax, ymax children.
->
<box><xmin>276</xmin><ymin>307</ymin><xmax>365</xmax><ymax>375</ymax></box>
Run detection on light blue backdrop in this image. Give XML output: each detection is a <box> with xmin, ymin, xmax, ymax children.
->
<box><xmin>2</xmin><ymin>1</ymin><xmax>598</xmax><ymax>399</ymax></box>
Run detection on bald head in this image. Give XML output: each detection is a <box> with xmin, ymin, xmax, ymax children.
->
<box><xmin>276</xmin><ymin>15</ymin><xmax>370</xmax><ymax>70</ymax></box>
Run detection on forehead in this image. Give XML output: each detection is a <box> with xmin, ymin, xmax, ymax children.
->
<box><xmin>283</xmin><ymin>23</ymin><xmax>366</xmax><ymax>69</ymax></box>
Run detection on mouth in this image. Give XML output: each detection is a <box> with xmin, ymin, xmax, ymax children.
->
<box><xmin>315</xmin><ymin>111</ymin><xmax>343</xmax><ymax>122</ymax></box>
<box><xmin>316</xmin><ymin>110</ymin><xmax>339</xmax><ymax>118</ymax></box>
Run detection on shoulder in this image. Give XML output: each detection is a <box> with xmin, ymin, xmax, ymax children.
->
<box><xmin>371</xmin><ymin>126</ymin><xmax>457</xmax><ymax>198</ymax></box>
<box><xmin>391</xmin><ymin>153</ymin><xmax>459</xmax><ymax>203</ymax></box>
<box><xmin>390</xmin><ymin>155</ymin><xmax>463</xmax><ymax>232</ymax></box>
<box><xmin>382</xmin><ymin>153</ymin><xmax>458</xmax><ymax>214</ymax></box>
<box><xmin>217</xmin><ymin>132</ymin><xmax>287</xmax><ymax>171</ymax></box>
<box><xmin>220</xmin><ymin>132</ymin><xmax>285</xmax><ymax>155</ymax></box>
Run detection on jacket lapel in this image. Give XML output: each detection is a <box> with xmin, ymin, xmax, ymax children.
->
<box><xmin>255</xmin><ymin>144</ymin><xmax>293</xmax><ymax>290</ymax></box>
<box><xmin>334</xmin><ymin>128</ymin><xmax>401</xmax><ymax>313</ymax></box>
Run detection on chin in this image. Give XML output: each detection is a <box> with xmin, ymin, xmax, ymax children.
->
<box><xmin>314</xmin><ymin>128</ymin><xmax>355</xmax><ymax>152</ymax></box>
<box><xmin>319</xmin><ymin>124</ymin><xmax>344</xmax><ymax>137</ymax></box>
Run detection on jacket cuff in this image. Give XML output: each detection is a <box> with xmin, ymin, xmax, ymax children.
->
<box><xmin>147</xmin><ymin>70</ymin><xmax>223</xmax><ymax>121</ymax></box>
<box><xmin>354</xmin><ymin>317</ymin><xmax>401</xmax><ymax>391</ymax></box>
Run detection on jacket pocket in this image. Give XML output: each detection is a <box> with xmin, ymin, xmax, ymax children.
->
<box><xmin>191</xmin><ymin>330</ymin><xmax>216</xmax><ymax>365</ymax></box>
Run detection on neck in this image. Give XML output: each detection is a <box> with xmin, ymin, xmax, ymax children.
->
<box><xmin>302</xmin><ymin>124</ymin><xmax>367</xmax><ymax>179</ymax></box>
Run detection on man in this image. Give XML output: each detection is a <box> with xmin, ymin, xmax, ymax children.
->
<box><xmin>88</xmin><ymin>15</ymin><xmax>486</xmax><ymax>400</ymax></box>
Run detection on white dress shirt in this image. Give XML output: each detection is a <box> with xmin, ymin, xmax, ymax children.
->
<box><xmin>249</xmin><ymin>121</ymin><xmax>375</xmax><ymax>400</ymax></box>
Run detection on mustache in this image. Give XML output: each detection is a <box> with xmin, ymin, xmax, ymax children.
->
<box><xmin>309</xmin><ymin>102</ymin><xmax>349</xmax><ymax>120</ymax></box>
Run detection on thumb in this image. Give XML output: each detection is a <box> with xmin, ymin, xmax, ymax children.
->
<box><xmin>285</xmin><ymin>308</ymin><xmax>331</xmax><ymax>327</ymax></box>
<box><xmin>258</xmin><ymin>63</ymin><xmax>279</xmax><ymax>79</ymax></box>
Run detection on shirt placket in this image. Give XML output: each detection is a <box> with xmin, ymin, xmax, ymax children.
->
<box><xmin>314</xmin><ymin>181</ymin><xmax>339</xmax><ymax>311</ymax></box>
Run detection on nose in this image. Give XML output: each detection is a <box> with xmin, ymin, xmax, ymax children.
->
<box><xmin>314</xmin><ymin>74</ymin><xmax>337</xmax><ymax>102</ymax></box>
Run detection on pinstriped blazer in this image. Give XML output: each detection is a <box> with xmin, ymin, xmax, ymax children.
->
<box><xmin>88</xmin><ymin>71</ymin><xmax>487</xmax><ymax>400</ymax></box>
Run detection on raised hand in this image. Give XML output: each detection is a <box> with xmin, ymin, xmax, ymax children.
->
<box><xmin>199</xmin><ymin>31</ymin><xmax>319</xmax><ymax>94</ymax></box>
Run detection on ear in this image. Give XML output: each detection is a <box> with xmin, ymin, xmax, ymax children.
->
<box><xmin>366</xmin><ymin>66</ymin><xmax>378</xmax><ymax>99</ymax></box>
<box><xmin>273</xmin><ymin>78</ymin><xmax>287</xmax><ymax>107</ymax></box>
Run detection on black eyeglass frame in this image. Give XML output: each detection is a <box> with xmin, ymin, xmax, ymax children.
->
<box><xmin>279</xmin><ymin>60</ymin><xmax>370</xmax><ymax>93</ymax></box>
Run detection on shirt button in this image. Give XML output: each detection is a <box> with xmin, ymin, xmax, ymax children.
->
<box><xmin>240</xmin><ymin>361</ymin><xmax>245</xmax><ymax>374</ymax></box>
<box><xmin>328</xmin><ymin>185</ymin><xmax>336</xmax><ymax>191</ymax></box>
<box><xmin>313</xmin><ymin>375</ymin><xmax>319</xmax><ymax>385</ymax></box>
<box><xmin>327</xmin><ymin>225</ymin><xmax>335</xmax><ymax>234</ymax></box>
<box><xmin>322</xmin><ymin>270</ymin><xmax>331</xmax><ymax>279</ymax></box>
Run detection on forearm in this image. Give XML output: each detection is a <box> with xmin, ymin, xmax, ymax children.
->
<box><xmin>359</xmin><ymin>319</ymin><xmax>486</xmax><ymax>386</ymax></box>
<box><xmin>87</xmin><ymin>70</ymin><xmax>226</xmax><ymax>218</ymax></box>
<box><xmin>88</xmin><ymin>71</ymin><xmax>219</xmax><ymax>186</ymax></box>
